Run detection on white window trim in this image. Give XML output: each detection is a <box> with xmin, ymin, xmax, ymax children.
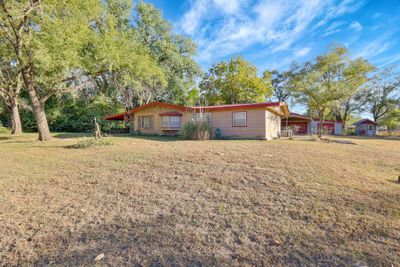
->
<box><xmin>160</xmin><ymin>116</ymin><xmax>181</xmax><ymax>128</ymax></box>
<box><xmin>232</xmin><ymin>111</ymin><xmax>247</xmax><ymax>127</ymax></box>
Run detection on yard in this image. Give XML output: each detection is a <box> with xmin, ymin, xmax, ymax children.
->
<box><xmin>0</xmin><ymin>134</ymin><xmax>399</xmax><ymax>266</ymax></box>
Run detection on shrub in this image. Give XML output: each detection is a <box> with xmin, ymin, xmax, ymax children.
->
<box><xmin>180</xmin><ymin>122</ymin><xmax>213</xmax><ymax>140</ymax></box>
<box><xmin>71</xmin><ymin>137</ymin><xmax>113</xmax><ymax>149</ymax></box>
<box><xmin>214</xmin><ymin>128</ymin><xmax>222</xmax><ymax>139</ymax></box>
<box><xmin>0</xmin><ymin>122</ymin><xmax>10</xmax><ymax>134</ymax></box>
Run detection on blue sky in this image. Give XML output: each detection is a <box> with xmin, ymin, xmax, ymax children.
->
<box><xmin>146</xmin><ymin>0</ymin><xmax>400</xmax><ymax>73</ymax></box>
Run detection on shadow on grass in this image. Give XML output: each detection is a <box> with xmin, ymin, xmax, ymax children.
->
<box><xmin>293</xmin><ymin>137</ymin><xmax>357</xmax><ymax>145</ymax></box>
<box><xmin>344</xmin><ymin>135</ymin><xmax>400</xmax><ymax>141</ymax></box>
<box><xmin>110</xmin><ymin>133</ymin><xmax>181</xmax><ymax>142</ymax></box>
<box><xmin>53</xmin><ymin>133</ymin><xmax>92</xmax><ymax>139</ymax></box>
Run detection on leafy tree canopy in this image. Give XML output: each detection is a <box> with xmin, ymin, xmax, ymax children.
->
<box><xmin>199</xmin><ymin>56</ymin><xmax>272</xmax><ymax>105</ymax></box>
<box><xmin>365</xmin><ymin>65</ymin><xmax>400</xmax><ymax>122</ymax></box>
<box><xmin>288</xmin><ymin>45</ymin><xmax>374</xmax><ymax>136</ymax></box>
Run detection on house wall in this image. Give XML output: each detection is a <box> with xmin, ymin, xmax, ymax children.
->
<box><xmin>356</xmin><ymin>123</ymin><xmax>376</xmax><ymax>136</ymax></box>
<box><xmin>265</xmin><ymin>111</ymin><xmax>281</xmax><ymax>139</ymax></box>
<box><xmin>334</xmin><ymin>122</ymin><xmax>343</xmax><ymax>135</ymax></box>
<box><xmin>310</xmin><ymin>121</ymin><xmax>342</xmax><ymax>135</ymax></box>
<box><xmin>209</xmin><ymin>108</ymin><xmax>267</xmax><ymax>139</ymax></box>
<box><xmin>133</xmin><ymin>105</ymin><xmax>282</xmax><ymax>139</ymax></box>
<box><xmin>133</xmin><ymin>106</ymin><xmax>192</xmax><ymax>134</ymax></box>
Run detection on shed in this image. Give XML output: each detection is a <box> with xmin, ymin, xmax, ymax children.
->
<box><xmin>352</xmin><ymin>119</ymin><xmax>377</xmax><ymax>136</ymax></box>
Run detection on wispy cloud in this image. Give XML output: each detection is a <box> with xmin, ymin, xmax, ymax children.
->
<box><xmin>178</xmin><ymin>0</ymin><xmax>364</xmax><ymax>67</ymax></box>
<box><xmin>323</xmin><ymin>21</ymin><xmax>346</xmax><ymax>36</ymax></box>
<box><xmin>350</xmin><ymin>21</ymin><xmax>363</xmax><ymax>31</ymax></box>
<box><xmin>294</xmin><ymin>47</ymin><xmax>311</xmax><ymax>58</ymax></box>
<box><xmin>353</xmin><ymin>34</ymin><xmax>394</xmax><ymax>59</ymax></box>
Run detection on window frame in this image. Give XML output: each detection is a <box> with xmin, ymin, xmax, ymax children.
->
<box><xmin>138</xmin><ymin>115</ymin><xmax>154</xmax><ymax>130</ymax></box>
<box><xmin>169</xmin><ymin>116</ymin><xmax>181</xmax><ymax>128</ymax></box>
<box><xmin>232</xmin><ymin>111</ymin><xmax>247</xmax><ymax>127</ymax></box>
<box><xmin>368</xmin><ymin>125</ymin><xmax>373</xmax><ymax>131</ymax></box>
<box><xmin>160</xmin><ymin>116</ymin><xmax>181</xmax><ymax>128</ymax></box>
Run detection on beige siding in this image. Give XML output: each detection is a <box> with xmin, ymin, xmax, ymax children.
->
<box><xmin>210</xmin><ymin>109</ymin><xmax>266</xmax><ymax>139</ymax></box>
<box><xmin>132</xmin><ymin>105</ymin><xmax>282</xmax><ymax>139</ymax></box>
<box><xmin>265</xmin><ymin>111</ymin><xmax>281</xmax><ymax>139</ymax></box>
<box><xmin>134</xmin><ymin>106</ymin><xmax>192</xmax><ymax>134</ymax></box>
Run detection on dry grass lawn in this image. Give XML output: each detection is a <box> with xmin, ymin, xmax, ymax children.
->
<box><xmin>0</xmin><ymin>133</ymin><xmax>399</xmax><ymax>266</ymax></box>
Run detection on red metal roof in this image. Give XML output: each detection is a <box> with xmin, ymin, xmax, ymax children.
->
<box><xmin>192</xmin><ymin>102</ymin><xmax>286</xmax><ymax>112</ymax></box>
<box><xmin>352</xmin><ymin>119</ymin><xmax>377</xmax><ymax>126</ymax></box>
<box><xmin>105</xmin><ymin>101</ymin><xmax>289</xmax><ymax>120</ymax></box>
<box><xmin>104</xmin><ymin>112</ymin><xmax>127</xmax><ymax>121</ymax></box>
<box><xmin>127</xmin><ymin>102</ymin><xmax>191</xmax><ymax>114</ymax></box>
<box><xmin>288</xmin><ymin>112</ymin><xmax>311</xmax><ymax>120</ymax></box>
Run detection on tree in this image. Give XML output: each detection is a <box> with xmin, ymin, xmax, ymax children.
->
<box><xmin>329</xmin><ymin>88</ymin><xmax>369</xmax><ymax>129</ymax></box>
<box><xmin>0</xmin><ymin>0</ymin><xmax>106</xmax><ymax>140</ymax></box>
<box><xmin>264</xmin><ymin>70</ymin><xmax>291</xmax><ymax>102</ymax></box>
<box><xmin>200</xmin><ymin>56</ymin><xmax>272</xmax><ymax>105</ymax></box>
<box><xmin>365</xmin><ymin>66</ymin><xmax>400</xmax><ymax>122</ymax></box>
<box><xmin>289</xmin><ymin>46</ymin><xmax>374</xmax><ymax>138</ymax></box>
<box><xmin>380</xmin><ymin>109</ymin><xmax>400</xmax><ymax>133</ymax></box>
<box><xmin>0</xmin><ymin>47</ymin><xmax>23</xmax><ymax>134</ymax></box>
<box><xmin>0</xmin><ymin>0</ymin><xmax>173</xmax><ymax>140</ymax></box>
<box><xmin>134</xmin><ymin>2</ymin><xmax>201</xmax><ymax>105</ymax></box>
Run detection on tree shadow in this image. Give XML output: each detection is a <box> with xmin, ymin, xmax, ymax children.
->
<box><xmin>344</xmin><ymin>135</ymin><xmax>400</xmax><ymax>141</ymax></box>
<box><xmin>111</xmin><ymin>134</ymin><xmax>182</xmax><ymax>142</ymax></box>
<box><xmin>53</xmin><ymin>133</ymin><xmax>91</xmax><ymax>139</ymax></box>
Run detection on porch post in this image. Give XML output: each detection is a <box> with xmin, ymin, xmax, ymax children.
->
<box><xmin>129</xmin><ymin>114</ymin><xmax>135</xmax><ymax>134</ymax></box>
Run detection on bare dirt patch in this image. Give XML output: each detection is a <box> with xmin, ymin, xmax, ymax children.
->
<box><xmin>1</xmin><ymin>134</ymin><xmax>399</xmax><ymax>266</ymax></box>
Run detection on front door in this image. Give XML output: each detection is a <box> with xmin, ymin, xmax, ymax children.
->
<box><xmin>367</xmin><ymin>124</ymin><xmax>375</xmax><ymax>136</ymax></box>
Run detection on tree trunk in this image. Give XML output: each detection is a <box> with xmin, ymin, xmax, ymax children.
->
<box><xmin>10</xmin><ymin>100</ymin><xmax>22</xmax><ymax>135</ymax></box>
<box><xmin>21</xmin><ymin>70</ymin><xmax>52</xmax><ymax>141</ymax></box>
<box><xmin>318</xmin><ymin>110</ymin><xmax>324</xmax><ymax>139</ymax></box>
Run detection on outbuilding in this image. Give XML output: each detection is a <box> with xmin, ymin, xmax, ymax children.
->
<box><xmin>281</xmin><ymin>113</ymin><xmax>342</xmax><ymax>135</ymax></box>
<box><xmin>352</xmin><ymin>119</ymin><xmax>377</xmax><ymax>136</ymax></box>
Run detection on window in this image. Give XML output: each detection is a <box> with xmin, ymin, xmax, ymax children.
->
<box><xmin>170</xmin><ymin>116</ymin><xmax>181</xmax><ymax>128</ymax></box>
<box><xmin>368</xmin><ymin>125</ymin><xmax>373</xmax><ymax>131</ymax></box>
<box><xmin>160</xmin><ymin>116</ymin><xmax>181</xmax><ymax>128</ymax></box>
<box><xmin>232</xmin><ymin>111</ymin><xmax>247</xmax><ymax>127</ymax></box>
<box><xmin>194</xmin><ymin>112</ymin><xmax>211</xmax><ymax>126</ymax></box>
<box><xmin>161</xmin><ymin>116</ymin><xmax>169</xmax><ymax>127</ymax></box>
<box><xmin>138</xmin><ymin>116</ymin><xmax>153</xmax><ymax>130</ymax></box>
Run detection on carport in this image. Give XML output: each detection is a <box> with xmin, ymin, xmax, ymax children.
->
<box><xmin>281</xmin><ymin>113</ymin><xmax>312</xmax><ymax>135</ymax></box>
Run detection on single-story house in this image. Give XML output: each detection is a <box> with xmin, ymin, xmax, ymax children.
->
<box><xmin>105</xmin><ymin>101</ymin><xmax>289</xmax><ymax>140</ymax></box>
<box><xmin>281</xmin><ymin>113</ymin><xmax>342</xmax><ymax>135</ymax></box>
<box><xmin>352</xmin><ymin>119</ymin><xmax>377</xmax><ymax>136</ymax></box>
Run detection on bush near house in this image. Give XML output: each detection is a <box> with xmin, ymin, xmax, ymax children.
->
<box><xmin>180</xmin><ymin>121</ymin><xmax>213</xmax><ymax>140</ymax></box>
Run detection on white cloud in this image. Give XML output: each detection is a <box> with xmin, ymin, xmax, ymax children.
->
<box><xmin>353</xmin><ymin>35</ymin><xmax>394</xmax><ymax>59</ymax></box>
<box><xmin>178</xmin><ymin>0</ymin><xmax>364</xmax><ymax>66</ymax></box>
<box><xmin>213</xmin><ymin>0</ymin><xmax>243</xmax><ymax>14</ymax></box>
<box><xmin>180</xmin><ymin>0</ymin><xmax>208</xmax><ymax>35</ymax></box>
<box><xmin>294</xmin><ymin>47</ymin><xmax>311</xmax><ymax>57</ymax></box>
<box><xmin>323</xmin><ymin>21</ymin><xmax>345</xmax><ymax>36</ymax></box>
<box><xmin>350</xmin><ymin>21</ymin><xmax>363</xmax><ymax>31</ymax></box>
